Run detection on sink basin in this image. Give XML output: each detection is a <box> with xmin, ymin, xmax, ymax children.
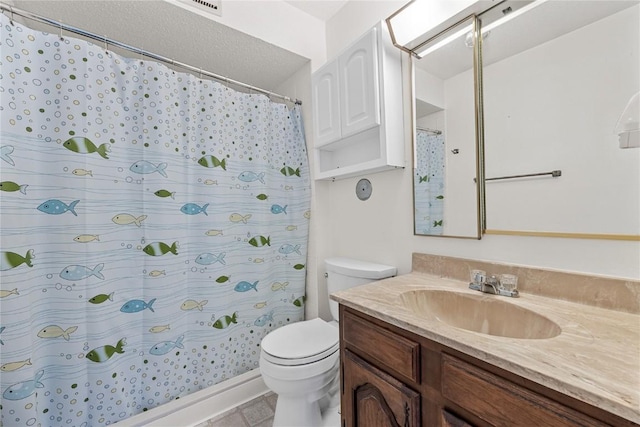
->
<box><xmin>399</xmin><ymin>290</ymin><xmax>561</xmax><ymax>339</ymax></box>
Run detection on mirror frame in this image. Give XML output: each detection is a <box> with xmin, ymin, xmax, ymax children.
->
<box><xmin>410</xmin><ymin>15</ymin><xmax>486</xmax><ymax>239</ymax></box>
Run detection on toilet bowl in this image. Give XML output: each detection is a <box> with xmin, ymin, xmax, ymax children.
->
<box><xmin>259</xmin><ymin>258</ymin><xmax>396</xmax><ymax>427</ymax></box>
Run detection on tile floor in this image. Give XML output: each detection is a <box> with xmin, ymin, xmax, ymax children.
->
<box><xmin>195</xmin><ymin>392</ymin><xmax>277</xmax><ymax>427</ymax></box>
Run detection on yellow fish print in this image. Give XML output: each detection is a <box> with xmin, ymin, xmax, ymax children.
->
<box><xmin>1</xmin><ymin>358</ymin><xmax>32</xmax><ymax>372</ymax></box>
<box><xmin>74</xmin><ymin>234</ymin><xmax>100</xmax><ymax>243</ymax></box>
<box><xmin>149</xmin><ymin>325</ymin><xmax>171</xmax><ymax>333</ymax></box>
<box><xmin>37</xmin><ymin>325</ymin><xmax>78</xmax><ymax>341</ymax></box>
<box><xmin>229</xmin><ymin>213</ymin><xmax>252</xmax><ymax>224</ymax></box>
<box><xmin>253</xmin><ymin>302</ymin><xmax>268</xmax><ymax>309</ymax></box>
<box><xmin>271</xmin><ymin>282</ymin><xmax>289</xmax><ymax>292</ymax></box>
<box><xmin>72</xmin><ymin>169</ymin><xmax>93</xmax><ymax>177</ymax></box>
<box><xmin>205</xmin><ymin>229</ymin><xmax>224</xmax><ymax>236</ymax></box>
<box><xmin>253</xmin><ymin>258</ymin><xmax>265</xmax><ymax>264</ymax></box>
<box><xmin>112</xmin><ymin>213</ymin><xmax>147</xmax><ymax>227</ymax></box>
<box><xmin>204</xmin><ymin>179</ymin><xmax>218</xmax><ymax>185</ymax></box>
<box><xmin>149</xmin><ymin>270</ymin><xmax>166</xmax><ymax>277</ymax></box>
<box><xmin>181</xmin><ymin>300</ymin><xmax>208</xmax><ymax>311</ymax></box>
<box><xmin>285</xmin><ymin>225</ymin><xmax>298</xmax><ymax>231</ymax></box>
<box><xmin>0</xmin><ymin>288</ymin><xmax>19</xmax><ymax>298</ymax></box>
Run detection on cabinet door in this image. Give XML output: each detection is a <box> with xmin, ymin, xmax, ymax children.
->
<box><xmin>442</xmin><ymin>409</ymin><xmax>476</xmax><ymax>427</ymax></box>
<box><xmin>339</xmin><ymin>27</ymin><xmax>380</xmax><ymax>139</ymax></box>
<box><xmin>312</xmin><ymin>60</ymin><xmax>341</xmax><ymax>146</ymax></box>
<box><xmin>342</xmin><ymin>349</ymin><xmax>420</xmax><ymax>427</ymax></box>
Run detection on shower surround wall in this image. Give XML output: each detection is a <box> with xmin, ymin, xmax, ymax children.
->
<box><xmin>0</xmin><ymin>15</ymin><xmax>310</xmax><ymax>426</ymax></box>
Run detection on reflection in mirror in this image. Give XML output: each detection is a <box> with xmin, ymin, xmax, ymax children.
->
<box><xmin>481</xmin><ymin>1</ymin><xmax>640</xmax><ymax>240</ymax></box>
<box><xmin>412</xmin><ymin>16</ymin><xmax>483</xmax><ymax>238</ymax></box>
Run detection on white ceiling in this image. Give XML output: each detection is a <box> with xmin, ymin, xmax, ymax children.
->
<box><xmin>284</xmin><ymin>0</ymin><xmax>348</xmax><ymax>21</ymax></box>
<box><xmin>7</xmin><ymin>0</ymin><xmax>317</xmax><ymax>94</ymax></box>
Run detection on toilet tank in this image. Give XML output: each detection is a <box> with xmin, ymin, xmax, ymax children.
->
<box><xmin>325</xmin><ymin>257</ymin><xmax>396</xmax><ymax>321</ymax></box>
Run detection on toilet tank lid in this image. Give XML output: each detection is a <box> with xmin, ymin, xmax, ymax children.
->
<box><xmin>325</xmin><ymin>257</ymin><xmax>396</xmax><ymax>279</ymax></box>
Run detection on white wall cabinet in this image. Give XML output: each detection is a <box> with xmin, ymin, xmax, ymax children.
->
<box><xmin>312</xmin><ymin>22</ymin><xmax>404</xmax><ymax>181</ymax></box>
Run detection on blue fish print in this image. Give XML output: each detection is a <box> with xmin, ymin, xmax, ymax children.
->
<box><xmin>60</xmin><ymin>263</ymin><xmax>105</xmax><ymax>281</ymax></box>
<box><xmin>120</xmin><ymin>298</ymin><xmax>156</xmax><ymax>313</ymax></box>
<box><xmin>270</xmin><ymin>204</ymin><xmax>287</xmax><ymax>215</ymax></box>
<box><xmin>1</xmin><ymin>145</ymin><xmax>15</xmax><ymax>166</ymax></box>
<box><xmin>181</xmin><ymin>203</ymin><xmax>209</xmax><ymax>216</ymax></box>
<box><xmin>150</xmin><ymin>335</ymin><xmax>184</xmax><ymax>356</ymax></box>
<box><xmin>130</xmin><ymin>160</ymin><xmax>168</xmax><ymax>178</ymax></box>
<box><xmin>3</xmin><ymin>369</ymin><xmax>44</xmax><ymax>400</ymax></box>
<box><xmin>238</xmin><ymin>171</ymin><xmax>265</xmax><ymax>184</ymax></box>
<box><xmin>278</xmin><ymin>244</ymin><xmax>301</xmax><ymax>255</ymax></box>
<box><xmin>254</xmin><ymin>311</ymin><xmax>274</xmax><ymax>327</ymax></box>
<box><xmin>0</xmin><ymin>326</ymin><xmax>5</xmax><ymax>345</ymax></box>
<box><xmin>234</xmin><ymin>280</ymin><xmax>258</xmax><ymax>292</ymax></box>
<box><xmin>37</xmin><ymin>199</ymin><xmax>79</xmax><ymax>216</ymax></box>
<box><xmin>195</xmin><ymin>252</ymin><xmax>226</xmax><ymax>266</ymax></box>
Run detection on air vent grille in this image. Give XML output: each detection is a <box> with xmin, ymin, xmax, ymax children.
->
<box><xmin>171</xmin><ymin>0</ymin><xmax>222</xmax><ymax>17</ymax></box>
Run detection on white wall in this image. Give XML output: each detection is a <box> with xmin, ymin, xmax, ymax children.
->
<box><xmin>483</xmin><ymin>6</ymin><xmax>640</xmax><ymax>235</ymax></box>
<box><xmin>312</xmin><ymin>0</ymin><xmax>640</xmax><ymax>320</ymax></box>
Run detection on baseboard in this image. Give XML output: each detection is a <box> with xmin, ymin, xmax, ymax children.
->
<box><xmin>118</xmin><ymin>369</ymin><xmax>268</xmax><ymax>427</ymax></box>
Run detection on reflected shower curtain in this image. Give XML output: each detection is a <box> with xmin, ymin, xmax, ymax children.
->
<box><xmin>414</xmin><ymin>129</ymin><xmax>445</xmax><ymax>235</ymax></box>
<box><xmin>0</xmin><ymin>15</ymin><xmax>310</xmax><ymax>426</ymax></box>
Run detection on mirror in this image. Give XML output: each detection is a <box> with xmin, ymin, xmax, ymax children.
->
<box><xmin>412</xmin><ymin>16</ymin><xmax>484</xmax><ymax>238</ymax></box>
<box><xmin>480</xmin><ymin>1</ymin><xmax>640</xmax><ymax>240</ymax></box>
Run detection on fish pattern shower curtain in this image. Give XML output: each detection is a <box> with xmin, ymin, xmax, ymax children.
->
<box><xmin>414</xmin><ymin>129</ymin><xmax>445</xmax><ymax>235</ymax></box>
<box><xmin>0</xmin><ymin>15</ymin><xmax>310</xmax><ymax>426</ymax></box>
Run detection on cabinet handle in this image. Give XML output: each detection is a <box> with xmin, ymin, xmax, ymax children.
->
<box><xmin>404</xmin><ymin>402</ymin><xmax>410</xmax><ymax>427</ymax></box>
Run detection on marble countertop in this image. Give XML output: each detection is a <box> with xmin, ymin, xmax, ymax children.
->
<box><xmin>331</xmin><ymin>272</ymin><xmax>640</xmax><ymax>424</ymax></box>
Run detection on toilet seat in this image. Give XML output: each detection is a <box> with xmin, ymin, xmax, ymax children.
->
<box><xmin>261</xmin><ymin>318</ymin><xmax>339</xmax><ymax>366</ymax></box>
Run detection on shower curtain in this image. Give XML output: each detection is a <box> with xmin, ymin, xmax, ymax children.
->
<box><xmin>0</xmin><ymin>14</ymin><xmax>310</xmax><ymax>426</ymax></box>
<box><xmin>414</xmin><ymin>129</ymin><xmax>445</xmax><ymax>235</ymax></box>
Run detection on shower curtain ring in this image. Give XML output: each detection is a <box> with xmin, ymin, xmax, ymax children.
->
<box><xmin>104</xmin><ymin>35</ymin><xmax>108</xmax><ymax>54</ymax></box>
<box><xmin>9</xmin><ymin>6</ymin><xmax>15</xmax><ymax>25</ymax></box>
<box><xmin>199</xmin><ymin>67</ymin><xmax>203</xmax><ymax>80</ymax></box>
<box><xmin>59</xmin><ymin>21</ymin><xmax>63</xmax><ymax>40</ymax></box>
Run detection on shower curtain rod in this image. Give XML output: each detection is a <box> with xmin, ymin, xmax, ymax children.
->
<box><xmin>417</xmin><ymin>126</ymin><xmax>442</xmax><ymax>135</ymax></box>
<box><xmin>0</xmin><ymin>2</ymin><xmax>302</xmax><ymax>106</ymax></box>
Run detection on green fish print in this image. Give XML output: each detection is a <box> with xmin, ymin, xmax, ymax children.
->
<box><xmin>256</xmin><ymin>194</ymin><xmax>268</xmax><ymax>201</ymax></box>
<box><xmin>1</xmin><ymin>249</ymin><xmax>34</xmax><ymax>271</ymax></box>
<box><xmin>215</xmin><ymin>275</ymin><xmax>230</xmax><ymax>284</ymax></box>
<box><xmin>89</xmin><ymin>292</ymin><xmax>114</xmax><ymax>304</ymax></box>
<box><xmin>86</xmin><ymin>338</ymin><xmax>125</xmax><ymax>363</ymax></box>
<box><xmin>154</xmin><ymin>189</ymin><xmax>176</xmax><ymax>199</ymax></box>
<box><xmin>143</xmin><ymin>241</ymin><xmax>179</xmax><ymax>256</ymax></box>
<box><xmin>63</xmin><ymin>137</ymin><xmax>110</xmax><ymax>159</ymax></box>
<box><xmin>280</xmin><ymin>166</ymin><xmax>300</xmax><ymax>177</ymax></box>
<box><xmin>293</xmin><ymin>295</ymin><xmax>306</xmax><ymax>307</ymax></box>
<box><xmin>418</xmin><ymin>175</ymin><xmax>430</xmax><ymax>183</ymax></box>
<box><xmin>435</xmin><ymin>195</ymin><xmax>444</xmax><ymax>200</ymax></box>
<box><xmin>248</xmin><ymin>236</ymin><xmax>271</xmax><ymax>247</ymax></box>
<box><xmin>293</xmin><ymin>264</ymin><xmax>305</xmax><ymax>270</ymax></box>
<box><xmin>0</xmin><ymin>181</ymin><xmax>28</xmax><ymax>194</ymax></box>
<box><xmin>433</xmin><ymin>220</ymin><xmax>443</xmax><ymax>227</ymax></box>
<box><xmin>198</xmin><ymin>155</ymin><xmax>226</xmax><ymax>171</ymax></box>
<box><xmin>213</xmin><ymin>312</ymin><xmax>238</xmax><ymax>329</ymax></box>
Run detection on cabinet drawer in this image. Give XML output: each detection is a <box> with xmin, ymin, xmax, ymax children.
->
<box><xmin>441</xmin><ymin>354</ymin><xmax>609</xmax><ymax>427</ymax></box>
<box><xmin>342</xmin><ymin>310</ymin><xmax>420</xmax><ymax>384</ymax></box>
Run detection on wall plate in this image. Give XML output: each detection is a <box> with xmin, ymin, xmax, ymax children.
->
<box><xmin>356</xmin><ymin>178</ymin><xmax>372</xmax><ymax>201</ymax></box>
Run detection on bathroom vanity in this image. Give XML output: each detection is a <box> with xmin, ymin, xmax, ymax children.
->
<box><xmin>332</xmin><ymin>254</ymin><xmax>640</xmax><ymax>427</ymax></box>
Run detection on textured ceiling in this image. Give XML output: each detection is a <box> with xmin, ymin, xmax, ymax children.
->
<box><xmin>7</xmin><ymin>0</ymin><xmax>310</xmax><ymax>93</ymax></box>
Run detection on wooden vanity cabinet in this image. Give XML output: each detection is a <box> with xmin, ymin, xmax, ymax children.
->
<box><xmin>339</xmin><ymin>306</ymin><xmax>638</xmax><ymax>427</ymax></box>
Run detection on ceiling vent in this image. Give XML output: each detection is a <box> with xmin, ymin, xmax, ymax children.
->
<box><xmin>169</xmin><ymin>0</ymin><xmax>222</xmax><ymax>18</ymax></box>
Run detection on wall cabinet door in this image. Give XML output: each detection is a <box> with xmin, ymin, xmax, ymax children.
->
<box><xmin>338</xmin><ymin>27</ymin><xmax>380</xmax><ymax>139</ymax></box>
<box><xmin>442</xmin><ymin>410</ymin><xmax>476</xmax><ymax>427</ymax></box>
<box><xmin>342</xmin><ymin>349</ymin><xmax>420</xmax><ymax>427</ymax></box>
<box><xmin>311</xmin><ymin>60</ymin><xmax>341</xmax><ymax>146</ymax></box>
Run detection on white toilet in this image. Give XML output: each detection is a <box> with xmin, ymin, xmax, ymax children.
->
<box><xmin>259</xmin><ymin>257</ymin><xmax>396</xmax><ymax>427</ymax></box>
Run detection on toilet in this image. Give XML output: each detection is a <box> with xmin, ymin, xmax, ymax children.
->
<box><xmin>259</xmin><ymin>257</ymin><xmax>396</xmax><ymax>427</ymax></box>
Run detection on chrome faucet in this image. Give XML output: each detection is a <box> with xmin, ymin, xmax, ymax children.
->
<box><xmin>469</xmin><ymin>274</ymin><xmax>519</xmax><ymax>298</ymax></box>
